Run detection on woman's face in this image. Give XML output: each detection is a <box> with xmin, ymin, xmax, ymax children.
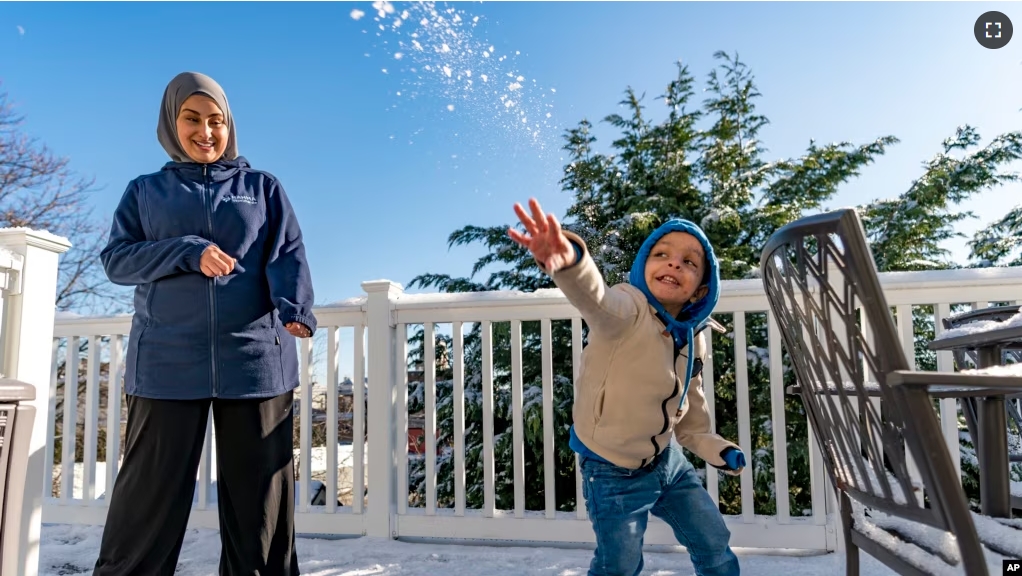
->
<box><xmin>175</xmin><ymin>94</ymin><xmax>229</xmax><ymax>163</ymax></box>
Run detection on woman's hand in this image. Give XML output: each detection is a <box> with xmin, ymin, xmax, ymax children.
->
<box><xmin>200</xmin><ymin>245</ymin><xmax>236</xmax><ymax>277</ymax></box>
<box><xmin>507</xmin><ymin>198</ymin><xmax>575</xmax><ymax>272</ymax></box>
<box><xmin>285</xmin><ymin>322</ymin><xmax>312</xmax><ymax>338</ymax></box>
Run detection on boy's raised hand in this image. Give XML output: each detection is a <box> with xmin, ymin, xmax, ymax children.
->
<box><xmin>508</xmin><ymin>198</ymin><xmax>576</xmax><ymax>272</ymax></box>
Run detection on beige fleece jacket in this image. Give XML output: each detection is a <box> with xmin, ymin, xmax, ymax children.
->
<box><xmin>542</xmin><ymin>231</ymin><xmax>742</xmax><ymax>473</ymax></box>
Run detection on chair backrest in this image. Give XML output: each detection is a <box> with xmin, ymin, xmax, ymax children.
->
<box><xmin>759</xmin><ymin>208</ymin><xmax>965</xmax><ymax>532</ymax></box>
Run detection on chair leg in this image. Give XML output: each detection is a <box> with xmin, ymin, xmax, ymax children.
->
<box><xmin>840</xmin><ymin>491</ymin><xmax>860</xmax><ymax>576</ymax></box>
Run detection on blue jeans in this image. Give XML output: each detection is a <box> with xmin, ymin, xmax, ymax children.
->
<box><xmin>580</xmin><ymin>442</ymin><xmax>740</xmax><ymax>576</ymax></box>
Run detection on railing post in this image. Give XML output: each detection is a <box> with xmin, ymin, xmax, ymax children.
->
<box><xmin>0</xmin><ymin>229</ymin><xmax>70</xmax><ymax>576</ymax></box>
<box><xmin>362</xmin><ymin>280</ymin><xmax>403</xmax><ymax>539</ymax></box>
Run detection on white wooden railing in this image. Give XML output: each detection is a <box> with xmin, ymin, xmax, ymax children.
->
<box><xmin>41</xmin><ymin>266</ymin><xmax>1022</xmax><ymax>552</ymax></box>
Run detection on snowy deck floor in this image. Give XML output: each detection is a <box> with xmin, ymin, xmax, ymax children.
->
<box><xmin>40</xmin><ymin>523</ymin><xmax>905</xmax><ymax>575</ymax></box>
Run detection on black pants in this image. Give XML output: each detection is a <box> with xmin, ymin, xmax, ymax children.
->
<box><xmin>93</xmin><ymin>392</ymin><xmax>300</xmax><ymax>576</ymax></box>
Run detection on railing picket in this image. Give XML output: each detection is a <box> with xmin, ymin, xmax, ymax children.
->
<box><xmin>61</xmin><ymin>337</ymin><xmax>78</xmax><ymax>502</ymax></box>
<box><xmin>934</xmin><ymin>302</ymin><xmax>961</xmax><ymax>480</ymax></box>
<box><xmin>571</xmin><ymin>317</ymin><xmax>585</xmax><ymax>520</ymax></box>
<box><xmin>299</xmin><ymin>337</ymin><xmax>314</xmax><ymax>513</ymax></box>
<box><xmin>510</xmin><ymin>321</ymin><xmax>525</xmax><ymax>518</ymax></box>
<box><xmin>860</xmin><ymin>311</ymin><xmax>884</xmax><ymax>478</ymax></box>
<box><xmin>767</xmin><ymin>314</ymin><xmax>790</xmax><ymax>523</ymax></box>
<box><xmin>396</xmin><ymin>325</ymin><xmax>409</xmax><ymax>516</ymax></box>
<box><xmin>809</xmin><ymin>428</ymin><xmax>827</xmax><ymax>525</ymax></box>
<box><xmin>45</xmin><ymin>338</ymin><xmax>59</xmax><ymax>499</ymax></box>
<box><xmin>197</xmin><ymin>410</ymin><xmax>213</xmax><ymax>510</ymax></box>
<box><xmin>424</xmin><ymin>322</ymin><xmax>437</xmax><ymax>515</ymax></box>
<box><xmin>481</xmin><ymin>321</ymin><xmax>495</xmax><ymax>517</ymax></box>
<box><xmin>895</xmin><ymin>305</ymin><xmax>923</xmax><ymax>504</ymax></box>
<box><xmin>353</xmin><ymin>323</ymin><xmax>366</xmax><ymax>514</ymax></box>
<box><xmin>106</xmin><ymin>335</ymin><xmax>124</xmax><ymax>499</ymax></box>
<box><xmin>733</xmin><ymin>313</ymin><xmax>754</xmax><ymax>522</ymax></box>
<box><xmin>82</xmin><ymin>336</ymin><xmax>100</xmax><ymax>503</ymax></box>
<box><xmin>326</xmin><ymin>326</ymin><xmax>339</xmax><ymax>513</ymax></box>
<box><xmin>452</xmin><ymin>321</ymin><xmax>466</xmax><ymax>516</ymax></box>
<box><xmin>541</xmin><ymin>318</ymin><xmax>555</xmax><ymax>519</ymax></box>
<box><xmin>704</xmin><ymin>326</ymin><xmax>719</xmax><ymax>506</ymax></box>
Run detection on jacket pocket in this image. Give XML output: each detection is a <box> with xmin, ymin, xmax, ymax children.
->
<box><xmin>144</xmin><ymin>282</ymin><xmax>157</xmax><ymax>325</ymax></box>
<box><xmin>593</xmin><ymin>384</ymin><xmax>606</xmax><ymax>423</ymax></box>
<box><xmin>133</xmin><ymin>283</ymin><xmax>158</xmax><ymax>393</ymax></box>
<box><xmin>274</xmin><ymin>314</ymin><xmax>287</xmax><ymax>392</ymax></box>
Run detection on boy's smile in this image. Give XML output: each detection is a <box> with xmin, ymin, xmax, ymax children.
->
<box><xmin>643</xmin><ymin>231</ymin><xmax>709</xmax><ymax>318</ymax></box>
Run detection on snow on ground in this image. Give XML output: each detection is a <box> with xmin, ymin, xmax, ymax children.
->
<box><xmin>40</xmin><ymin>523</ymin><xmax>901</xmax><ymax>576</ymax></box>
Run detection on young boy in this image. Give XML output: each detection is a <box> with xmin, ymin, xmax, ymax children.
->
<box><xmin>508</xmin><ymin>198</ymin><xmax>745</xmax><ymax>576</ymax></box>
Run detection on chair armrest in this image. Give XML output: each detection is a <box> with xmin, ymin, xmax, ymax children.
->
<box><xmin>928</xmin><ymin>325</ymin><xmax>1022</xmax><ymax>352</ymax></box>
<box><xmin>946</xmin><ymin>305</ymin><xmax>1021</xmax><ymax>327</ymax></box>
<box><xmin>888</xmin><ymin>370</ymin><xmax>1022</xmax><ymax>398</ymax></box>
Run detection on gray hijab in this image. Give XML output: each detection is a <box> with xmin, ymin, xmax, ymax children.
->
<box><xmin>156</xmin><ymin>71</ymin><xmax>238</xmax><ymax>163</ymax></box>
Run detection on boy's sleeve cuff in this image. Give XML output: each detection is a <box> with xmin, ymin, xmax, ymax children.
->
<box><xmin>565</xmin><ymin>240</ymin><xmax>584</xmax><ymax>269</ymax></box>
<box><xmin>534</xmin><ymin>230</ymin><xmax>588</xmax><ymax>274</ymax></box>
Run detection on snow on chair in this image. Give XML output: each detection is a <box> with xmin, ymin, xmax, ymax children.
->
<box><xmin>760</xmin><ymin>208</ymin><xmax>1022</xmax><ymax>576</ymax></box>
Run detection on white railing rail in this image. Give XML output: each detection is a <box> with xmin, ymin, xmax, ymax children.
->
<box><xmin>41</xmin><ymin>266</ymin><xmax>1022</xmax><ymax>552</ymax></box>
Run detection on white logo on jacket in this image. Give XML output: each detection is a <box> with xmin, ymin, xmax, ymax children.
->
<box><xmin>222</xmin><ymin>195</ymin><xmax>257</xmax><ymax>205</ymax></box>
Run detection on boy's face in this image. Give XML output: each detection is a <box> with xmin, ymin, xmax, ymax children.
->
<box><xmin>643</xmin><ymin>231</ymin><xmax>709</xmax><ymax>317</ymax></box>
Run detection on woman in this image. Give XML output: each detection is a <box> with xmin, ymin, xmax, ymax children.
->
<box><xmin>94</xmin><ymin>71</ymin><xmax>315</xmax><ymax>576</ymax></box>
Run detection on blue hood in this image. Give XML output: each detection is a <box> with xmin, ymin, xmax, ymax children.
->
<box><xmin>628</xmin><ymin>219</ymin><xmax>720</xmax><ymax>407</ymax></box>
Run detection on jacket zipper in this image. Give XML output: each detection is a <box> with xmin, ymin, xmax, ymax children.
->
<box><xmin>650</xmin><ymin>329</ymin><xmax>681</xmax><ymax>463</ymax></box>
<box><xmin>204</xmin><ymin>164</ymin><xmax>219</xmax><ymax>397</ymax></box>
<box><xmin>653</xmin><ymin>375</ymin><xmax>679</xmax><ymax>460</ymax></box>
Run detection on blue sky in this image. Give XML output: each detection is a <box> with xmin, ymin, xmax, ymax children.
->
<box><xmin>1</xmin><ymin>0</ymin><xmax>1020</xmax><ymax>311</ymax></box>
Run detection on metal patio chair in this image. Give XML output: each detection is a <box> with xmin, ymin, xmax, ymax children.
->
<box><xmin>760</xmin><ymin>208</ymin><xmax>1022</xmax><ymax>575</ymax></box>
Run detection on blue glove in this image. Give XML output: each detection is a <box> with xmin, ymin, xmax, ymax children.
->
<box><xmin>720</xmin><ymin>447</ymin><xmax>746</xmax><ymax>470</ymax></box>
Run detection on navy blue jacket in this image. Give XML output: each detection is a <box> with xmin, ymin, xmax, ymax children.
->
<box><xmin>100</xmin><ymin>156</ymin><xmax>317</xmax><ymax>400</ymax></box>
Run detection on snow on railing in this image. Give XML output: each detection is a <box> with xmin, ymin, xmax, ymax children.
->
<box><xmin>41</xmin><ymin>266</ymin><xmax>1022</xmax><ymax>550</ymax></box>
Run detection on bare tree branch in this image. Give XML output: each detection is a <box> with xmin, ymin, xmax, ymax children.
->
<box><xmin>0</xmin><ymin>83</ymin><xmax>128</xmax><ymax>313</ymax></box>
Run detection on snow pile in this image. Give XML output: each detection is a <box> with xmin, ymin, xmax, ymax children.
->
<box><xmin>324</xmin><ymin>295</ymin><xmax>368</xmax><ymax>308</ymax></box>
<box><xmin>40</xmin><ymin>522</ymin><xmax>902</xmax><ymax>575</ymax></box>
<box><xmin>352</xmin><ymin>1</ymin><xmax>559</xmax><ymax>152</ymax></box>
<box><xmin>935</xmin><ymin>311</ymin><xmax>1022</xmax><ymax>341</ymax></box>
<box><xmin>850</xmin><ymin>502</ymin><xmax>1022</xmax><ymax>576</ymax></box>
<box><xmin>0</xmin><ymin>226</ymin><xmax>71</xmax><ymax>247</ymax></box>
<box><xmin>959</xmin><ymin>362</ymin><xmax>1022</xmax><ymax>376</ymax></box>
